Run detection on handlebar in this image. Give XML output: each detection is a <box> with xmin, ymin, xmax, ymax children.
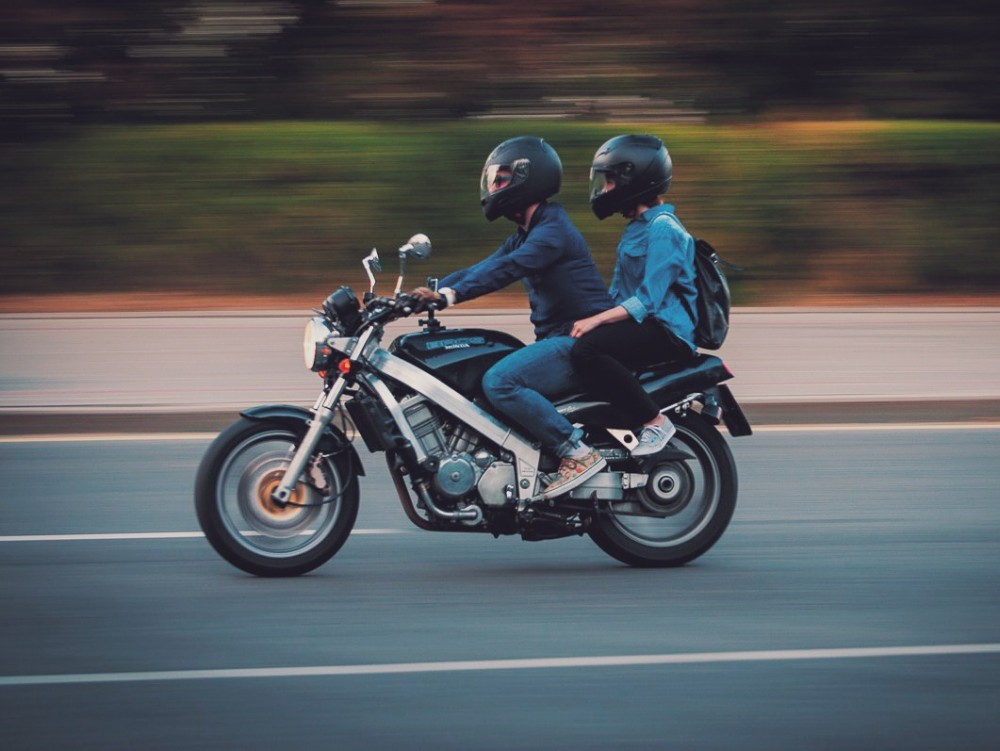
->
<box><xmin>362</xmin><ymin>293</ymin><xmax>442</xmax><ymax>325</ymax></box>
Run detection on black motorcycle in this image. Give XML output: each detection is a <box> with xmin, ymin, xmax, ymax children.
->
<box><xmin>195</xmin><ymin>235</ymin><xmax>752</xmax><ymax>576</ymax></box>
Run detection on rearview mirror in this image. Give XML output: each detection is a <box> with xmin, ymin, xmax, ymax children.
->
<box><xmin>400</xmin><ymin>233</ymin><xmax>431</xmax><ymax>260</ymax></box>
<box><xmin>394</xmin><ymin>234</ymin><xmax>431</xmax><ymax>294</ymax></box>
<box><xmin>362</xmin><ymin>248</ymin><xmax>381</xmax><ymax>295</ymax></box>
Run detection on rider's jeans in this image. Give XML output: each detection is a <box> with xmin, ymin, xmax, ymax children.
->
<box><xmin>481</xmin><ymin>335</ymin><xmax>585</xmax><ymax>458</ymax></box>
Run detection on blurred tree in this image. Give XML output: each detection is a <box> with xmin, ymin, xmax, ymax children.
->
<box><xmin>3</xmin><ymin>0</ymin><xmax>998</xmax><ymax>137</ymax></box>
<box><xmin>1</xmin><ymin>1</ymin><xmax>194</xmax><ymax>136</ymax></box>
<box><xmin>693</xmin><ymin>0</ymin><xmax>1000</xmax><ymax>119</ymax></box>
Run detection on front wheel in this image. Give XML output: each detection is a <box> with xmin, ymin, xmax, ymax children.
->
<box><xmin>195</xmin><ymin>417</ymin><xmax>360</xmax><ymax>576</ymax></box>
<box><xmin>588</xmin><ymin>413</ymin><xmax>737</xmax><ymax>567</ymax></box>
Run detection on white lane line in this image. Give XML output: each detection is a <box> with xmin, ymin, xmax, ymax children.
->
<box><xmin>752</xmin><ymin>422</ymin><xmax>1000</xmax><ymax>433</ymax></box>
<box><xmin>0</xmin><ymin>433</ymin><xmax>219</xmax><ymax>443</ymax></box>
<box><xmin>0</xmin><ymin>532</ymin><xmax>205</xmax><ymax>542</ymax></box>
<box><xmin>0</xmin><ymin>529</ymin><xmax>404</xmax><ymax>543</ymax></box>
<box><xmin>2</xmin><ymin>643</ymin><xmax>998</xmax><ymax>688</ymax></box>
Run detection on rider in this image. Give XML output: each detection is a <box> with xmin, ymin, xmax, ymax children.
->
<box><xmin>411</xmin><ymin>136</ymin><xmax>613</xmax><ymax>499</ymax></box>
<box><xmin>569</xmin><ymin>134</ymin><xmax>699</xmax><ymax>457</ymax></box>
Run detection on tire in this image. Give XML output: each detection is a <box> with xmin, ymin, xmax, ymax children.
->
<box><xmin>195</xmin><ymin>417</ymin><xmax>360</xmax><ymax>576</ymax></box>
<box><xmin>588</xmin><ymin>413</ymin><xmax>737</xmax><ymax>567</ymax></box>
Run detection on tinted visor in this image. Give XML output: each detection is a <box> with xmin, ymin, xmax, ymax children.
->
<box><xmin>481</xmin><ymin>164</ymin><xmax>513</xmax><ymax>196</ymax></box>
<box><xmin>589</xmin><ymin>167</ymin><xmax>617</xmax><ymax>202</ymax></box>
<box><xmin>480</xmin><ymin>158</ymin><xmax>532</xmax><ymax>197</ymax></box>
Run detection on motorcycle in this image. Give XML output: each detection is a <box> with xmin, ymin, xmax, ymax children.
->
<box><xmin>195</xmin><ymin>234</ymin><xmax>753</xmax><ymax>576</ymax></box>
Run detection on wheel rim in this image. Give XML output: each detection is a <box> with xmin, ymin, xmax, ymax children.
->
<box><xmin>609</xmin><ymin>423</ymin><xmax>719</xmax><ymax>548</ymax></box>
<box><xmin>215</xmin><ymin>429</ymin><xmax>345</xmax><ymax>558</ymax></box>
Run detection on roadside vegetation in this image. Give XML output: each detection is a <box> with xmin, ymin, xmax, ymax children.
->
<box><xmin>2</xmin><ymin>119</ymin><xmax>997</xmax><ymax>305</ymax></box>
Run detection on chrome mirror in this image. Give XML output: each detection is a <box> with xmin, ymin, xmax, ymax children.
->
<box><xmin>362</xmin><ymin>248</ymin><xmax>381</xmax><ymax>294</ymax></box>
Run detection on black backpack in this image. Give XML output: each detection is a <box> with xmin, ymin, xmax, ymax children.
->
<box><xmin>684</xmin><ymin>238</ymin><xmax>737</xmax><ymax>351</ymax></box>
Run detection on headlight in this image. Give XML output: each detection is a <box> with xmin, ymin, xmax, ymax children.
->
<box><xmin>322</xmin><ymin>286</ymin><xmax>361</xmax><ymax>334</ymax></box>
<box><xmin>303</xmin><ymin>317</ymin><xmax>334</xmax><ymax>371</ymax></box>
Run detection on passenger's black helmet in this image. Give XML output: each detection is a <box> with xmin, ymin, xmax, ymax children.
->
<box><xmin>480</xmin><ymin>136</ymin><xmax>562</xmax><ymax>222</ymax></box>
<box><xmin>589</xmin><ymin>134</ymin><xmax>672</xmax><ymax>220</ymax></box>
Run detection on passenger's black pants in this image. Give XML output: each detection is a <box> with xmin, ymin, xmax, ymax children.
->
<box><xmin>570</xmin><ymin>318</ymin><xmax>691</xmax><ymax>428</ymax></box>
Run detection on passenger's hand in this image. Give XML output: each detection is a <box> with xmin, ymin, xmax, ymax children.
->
<box><xmin>570</xmin><ymin>315</ymin><xmax>603</xmax><ymax>338</ymax></box>
<box><xmin>571</xmin><ymin>305</ymin><xmax>628</xmax><ymax>337</ymax></box>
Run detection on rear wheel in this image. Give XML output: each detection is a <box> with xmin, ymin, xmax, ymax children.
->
<box><xmin>588</xmin><ymin>413</ymin><xmax>737</xmax><ymax>567</ymax></box>
<box><xmin>195</xmin><ymin>417</ymin><xmax>360</xmax><ymax>576</ymax></box>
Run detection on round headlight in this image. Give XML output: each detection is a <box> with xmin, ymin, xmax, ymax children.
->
<box><xmin>303</xmin><ymin>317</ymin><xmax>334</xmax><ymax>371</ymax></box>
<box><xmin>323</xmin><ymin>286</ymin><xmax>361</xmax><ymax>334</ymax></box>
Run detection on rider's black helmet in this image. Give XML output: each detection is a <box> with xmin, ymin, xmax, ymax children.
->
<box><xmin>589</xmin><ymin>134</ymin><xmax>672</xmax><ymax>220</ymax></box>
<box><xmin>480</xmin><ymin>136</ymin><xmax>562</xmax><ymax>222</ymax></box>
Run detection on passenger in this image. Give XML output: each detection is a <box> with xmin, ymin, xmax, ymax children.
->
<box><xmin>569</xmin><ymin>134</ymin><xmax>699</xmax><ymax>457</ymax></box>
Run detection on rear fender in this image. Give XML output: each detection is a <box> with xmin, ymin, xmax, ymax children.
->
<box><xmin>715</xmin><ymin>385</ymin><xmax>753</xmax><ymax>437</ymax></box>
<box><xmin>240</xmin><ymin>404</ymin><xmax>366</xmax><ymax>476</ymax></box>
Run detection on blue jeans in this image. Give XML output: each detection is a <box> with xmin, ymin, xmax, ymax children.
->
<box><xmin>481</xmin><ymin>336</ymin><xmax>584</xmax><ymax>458</ymax></box>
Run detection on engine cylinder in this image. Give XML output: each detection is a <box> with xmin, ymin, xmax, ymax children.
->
<box><xmin>402</xmin><ymin>398</ymin><xmax>446</xmax><ymax>457</ymax></box>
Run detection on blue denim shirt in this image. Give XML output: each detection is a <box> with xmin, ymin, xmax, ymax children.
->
<box><xmin>610</xmin><ymin>203</ymin><xmax>698</xmax><ymax>351</ymax></box>
<box><xmin>441</xmin><ymin>202</ymin><xmax>614</xmax><ymax>340</ymax></box>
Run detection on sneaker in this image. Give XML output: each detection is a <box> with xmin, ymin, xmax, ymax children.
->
<box><xmin>631</xmin><ymin>420</ymin><xmax>677</xmax><ymax>457</ymax></box>
<box><xmin>542</xmin><ymin>448</ymin><xmax>607</xmax><ymax>499</ymax></box>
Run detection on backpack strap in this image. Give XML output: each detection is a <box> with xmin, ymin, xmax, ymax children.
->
<box><xmin>696</xmin><ymin>237</ymin><xmax>744</xmax><ymax>272</ymax></box>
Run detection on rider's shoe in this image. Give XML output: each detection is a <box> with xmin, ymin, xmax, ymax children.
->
<box><xmin>542</xmin><ymin>448</ymin><xmax>606</xmax><ymax>499</ymax></box>
<box><xmin>631</xmin><ymin>420</ymin><xmax>677</xmax><ymax>457</ymax></box>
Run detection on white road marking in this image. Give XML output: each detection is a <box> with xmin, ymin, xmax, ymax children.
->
<box><xmin>0</xmin><ymin>529</ymin><xmax>404</xmax><ymax>543</ymax></box>
<box><xmin>751</xmin><ymin>422</ymin><xmax>1000</xmax><ymax>433</ymax></box>
<box><xmin>1</xmin><ymin>643</ymin><xmax>998</xmax><ymax>687</ymax></box>
<box><xmin>0</xmin><ymin>433</ymin><xmax>219</xmax><ymax>443</ymax></box>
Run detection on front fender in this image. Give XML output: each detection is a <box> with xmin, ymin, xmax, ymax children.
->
<box><xmin>240</xmin><ymin>403</ymin><xmax>365</xmax><ymax>476</ymax></box>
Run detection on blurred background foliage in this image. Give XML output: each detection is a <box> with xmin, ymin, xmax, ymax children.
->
<box><xmin>1</xmin><ymin>0</ymin><xmax>998</xmax><ymax>303</ymax></box>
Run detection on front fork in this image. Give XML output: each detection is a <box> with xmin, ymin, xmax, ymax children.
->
<box><xmin>270</xmin><ymin>377</ymin><xmax>349</xmax><ymax>505</ymax></box>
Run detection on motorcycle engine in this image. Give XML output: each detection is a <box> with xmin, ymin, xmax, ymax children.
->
<box><xmin>401</xmin><ymin>396</ymin><xmax>502</xmax><ymax>504</ymax></box>
<box><xmin>433</xmin><ymin>453</ymin><xmax>478</xmax><ymax>499</ymax></box>
<box><xmin>433</xmin><ymin>451</ymin><xmax>490</xmax><ymax>500</ymax></box>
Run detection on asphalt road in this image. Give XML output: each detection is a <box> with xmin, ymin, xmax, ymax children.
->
<box><xmin>1</xmin><ymin>426</ymin><xmax>998</xmax><ymax>750</ymax></box>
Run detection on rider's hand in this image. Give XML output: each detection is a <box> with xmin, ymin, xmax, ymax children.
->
<box><xmin>409</xmin><ymin>286</ymin><xmax>450</xmax><ymax>313</ymax></box>
<box><xmin>408</xmin><ymin>287</ymin><xmax>441</xmax><ymax>313</ymax></box>
<box><xmin>410</xmin><ymin>287</ymin><xmax>441</xmax><ymax>303</ymax></box>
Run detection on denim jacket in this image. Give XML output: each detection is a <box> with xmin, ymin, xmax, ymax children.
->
<box><xmin>441</xmin><ymin>202</ymin><xmax>613</xmax><ymax>340</ymax></box>
<box><xmin>610</xmin><ymin>203</ymin><xmax>698</xmax><ymax>351</ymax></box>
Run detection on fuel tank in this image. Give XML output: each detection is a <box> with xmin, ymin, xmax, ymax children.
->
<box><xmin>388</xmin><ymin>328</ymin><xmax>524</xmax><ymax>398</ymax></box>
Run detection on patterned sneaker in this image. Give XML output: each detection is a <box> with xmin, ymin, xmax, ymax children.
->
<box><xmin>542</xmin><ymin>448</ymin><xmax>607</xmax><ymax>500</ymax></box>
<box><xmin>631</xmin><ymin>420</ymin><xmax>677</xmax><ymax>457</ymax></box>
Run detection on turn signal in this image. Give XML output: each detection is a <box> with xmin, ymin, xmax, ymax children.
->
<box><xmin>338</xmin><ymin>359</ymin><xmax>352</xmax><ymax>375</ymax></box>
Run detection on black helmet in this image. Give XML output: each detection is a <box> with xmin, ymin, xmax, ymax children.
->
<box><xmin>589</xmin><ymin>134</ymin><xmax>672</xmax><ymax>220</ymax></box>
<box><xmin>480</xmin><ymin>136</ymin><xmax>562</xmax><ymax>222</ymax></box>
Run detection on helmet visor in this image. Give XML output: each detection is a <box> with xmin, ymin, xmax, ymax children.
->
<box><xmin>481</xmin><ymin>164</ymin><xmax>514</xmax><ymax>197</ymax></box>
<box><xmin>481</xmin><ymin>158</ymin><xmax>533</xmax><ymax>197</ymax></box>
<box><xmin>589</xmin><ymin>167</ymin><xmax>617</xmax><ymax>202</ymax></box>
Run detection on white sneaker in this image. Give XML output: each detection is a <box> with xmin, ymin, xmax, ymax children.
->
<box><xmin>631</xmin><ymin>420</ymin><xmax>676</xmax><ymax>457</ymax></box>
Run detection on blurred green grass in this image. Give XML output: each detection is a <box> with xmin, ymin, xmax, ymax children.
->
<box><xmin>2</xmin><ymin>120</ymin><xmax>998</xmax><ymax>302</ymax></box>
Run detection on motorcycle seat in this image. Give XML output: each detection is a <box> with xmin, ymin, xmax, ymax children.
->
<box><xmin>476</xmin><ymin>353</ymin><xmax>738</xmax><ymax>451</ymax></box>
<box><xmin>637</xmin><ymin>352</ymin><xmax>729</xmax><ymax>387</ymax></box>
<box><xmin>554</xmin><ymin>353</ymin><xmax>730</xmax><ymax>408</ymax></box>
